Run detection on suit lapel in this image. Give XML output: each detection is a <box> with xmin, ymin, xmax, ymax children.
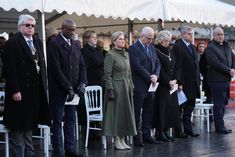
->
<box><xmin>136</xmin><ymin>41</ymin><xmax>152</xmax><ymax>61</ymax></box>
<box><xmin>180</xmin><ymin>39</ymin><xmax>195</xmax><ymax>59</ymax></box>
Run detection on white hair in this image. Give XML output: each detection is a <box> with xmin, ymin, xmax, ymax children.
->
<box><xmin>213</xmin><ymin>26</ymin><xmax>223</xmax><ymax>36</ymax></box>
<box><xmin>141</xmin><ymin>26</ymin><xmax>154</xmax><ymax>36</ymax></box>
<box><xmin>18</xmin><ymin>14</ymin><xmax>36</xmax><ymax>26</ymax></box>
<box><xmin>156</xmin><ymin>30</ymin><xmax>172</xmax><ymax>44</ymax></box>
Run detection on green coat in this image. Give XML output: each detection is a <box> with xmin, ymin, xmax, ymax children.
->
<box><xmin>103</xmin><ymin>48</ymin><xmax>136</xmax><ymax>136</ymax></box>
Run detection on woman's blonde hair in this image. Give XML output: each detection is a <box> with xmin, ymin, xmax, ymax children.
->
<box><xmin>111</xmin><ymin>31</ymin><xmax>124</xmax><ymax>45</ymax></box>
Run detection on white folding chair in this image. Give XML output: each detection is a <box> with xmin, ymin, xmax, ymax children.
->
<box><xmin>0</xmin><ymin>91</ymin><xmax>9</xmax><ymax>157</ymax></box>
<box><xmin>32</xmin><ymin>124</ymin><xmax>51</xmax><ymax>157</ymax></box>
<box><xmin>192</xmin><ymin>103</ymin><xmax>214</xmax><ymax>132</ymax></box>
<box><xmin>0</xmin><ymin>124</ymin><xmax>9</xmax><ymax>157</ymax></box>
<box><xmin>84</xmin><ymin>85</ymin><xmax>106</xmax><ymax>149</ymax></box>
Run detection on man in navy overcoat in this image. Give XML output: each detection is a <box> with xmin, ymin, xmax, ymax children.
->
<box><xmin>128</xmin><ymin>26</ymin><xmax>161</xmax><ymax>146</ymax></box>
<box><xmin>47</xmin><ymin>19</ymin><xmax>87</xmax><ymax>157</ymax></box>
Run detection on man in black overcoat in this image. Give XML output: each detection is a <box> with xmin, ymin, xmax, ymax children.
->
<box><xmin>205</xmin><ymin>27</ymin><xmax>235</xmax><ymax>134</ymax></box>
<box><xmin>172</xmin><ymin>25</ymin><xmax>200</xmax><ymax>137</ymax></box>
<box><xmin>2</xmin><ymin>14</ymin><xmax>51</xmax><ymax>157</ymax></box>
<box><xmin>47</xmin><ymin>19</ymin><xmax>87</xmax><ymax>157</ymax></box>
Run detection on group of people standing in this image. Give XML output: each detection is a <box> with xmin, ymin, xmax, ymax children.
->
<box><xmin>1</xmin><ymin>13</ymin><xmax>235</xmax><ymax>157</ymax></box>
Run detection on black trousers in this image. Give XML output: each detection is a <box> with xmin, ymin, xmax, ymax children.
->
<box><xmin>209</xmin><ymin>82</ymin><xmax>230</xmax><ymax>130</ymax></box>
<box><xmin>133</xmin><ymin>91</ymin><xmax>155</xmax><ymax>137</ymax></box>
<box><xmin>179</xmin><ymin>99</ymin><xmax>195</xmax><ymax>133</ymax></box>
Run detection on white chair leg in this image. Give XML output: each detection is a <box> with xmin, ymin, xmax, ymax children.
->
<box><xmin>61</xmin><ymin>122</ymin><xmax>64</xmax><ymax>142</ymax></box>
<box><xmin>85</xmin><ymin>121</ymin><xmax>90</xmax><ymax>147</ymax></box>
<box><xmin>169</xmin><ymin>128</ymin><xmax>173</xmax><ymax>137</ymax></box>
<box><xmin>151</xmin><ymin>129</ymin><xmax>155</xmax><ymax>137</ymax></box>
<box><xmin>48</xmin><ymin>128</ymin><xmax>52</xmax><ymax>150</ymax></box>
<box><xmin>5</xmin><ymin>132</ymin><xmax>9</xmax><ymax>157</ymax></box>
<box><xmin>206</xmin><ymin>109</ymin><xmax>210</xmax><ymax>132</ymax></box>
<box><xmin>129</xmin><ymin>136</ymin><xmax>133</xmax><ymax>144</ymax></box>
<box><xmin>102</xmin><ymin>136</ymin><xmax>106</xmax><ymax>149</ymax></box>
<box><xmin>75</xmin><ymin>112</ymin><xmax>79</xmax><ymax>141</ymax></box>
<box><xmin>46</xmin><ymin>127</ymin><xmax>50</xmax><ymax>157</ymax></box>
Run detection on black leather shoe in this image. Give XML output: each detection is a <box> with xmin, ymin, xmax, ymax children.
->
<box><xmin>65</xmin><ymin>151</ymin><xmax>85</xmax><ymax>157</ymax></box>
<box><xmin>174</xmin><ymin>132</ymin><xmax>188</xmax><ymax>139</ymax></box>
<box><xmin>143</xmin><ymin>135</ymin><xmax>162</xmax><ymax>144</ymax></box>
<box><xmin>163</xmin><ymin>130</ymin><xmax>175</xmax><ymax>141</ymax></box>
<box><xmin>158</xmin><ymin>131</ymin><xmax>171</xmax><ymax>142</ymax></box>
<box><xmin>133</xmin><ymin>135</ymin><xmax>144</xmax><ymax>147</ymax></box>
<box><xmin>185</xmin><ymin>131</ymin><xmax>200</xmax><ymax>137</ymax></box>
<box><xmin>215</xmin><ymin>128</ymin><xmax>232</xmax><ymax>134</ymax></box>
<box><xmin>52</xmin><ymin>152</ymin><xmax>65</xmax><ymax>157</ymax></box>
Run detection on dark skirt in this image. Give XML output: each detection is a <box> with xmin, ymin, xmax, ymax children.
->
<box><xmin>153</xmin><ymin>85</ymin><xmax>181</xmax><ymax>130</ymax></box>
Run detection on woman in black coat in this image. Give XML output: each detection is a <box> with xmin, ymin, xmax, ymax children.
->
<box><xmin>78</xmin><ymin>30</ymin><xmax>104</xmax><ymax>128</ymax></box>
<box><xmin>153</xmin><ymin>30</ymin><xmax>181</xmax><ymax>142</ymax></box>
<box><xmin>81</xmin><ymin>30</ymin><xmax>104</xmax><ymax>86</ymax></box>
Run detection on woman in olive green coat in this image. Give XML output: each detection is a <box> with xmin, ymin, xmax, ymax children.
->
<box><xmin>103</xmin><ymin>31</ymin><xmax>137</xmax><ymax>150</ymax></box>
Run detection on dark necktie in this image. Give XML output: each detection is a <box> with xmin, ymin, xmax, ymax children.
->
<box><xmin>144</xmin><ymin>45</ymin><xmax>150</xmax><ymax>58</ymax></box>
<box><xmin>188</xmin><ymin>44</ymin><xmax>193</xmax><ymax>55</ymax></box>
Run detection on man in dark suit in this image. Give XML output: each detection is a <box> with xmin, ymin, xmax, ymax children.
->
<box><xmin>2</xmin><ymin>14</ymin><xmax>51</xmax><ymax>157</ymax></box>
<box><xmin>172</xmin><ymin>25</ymin><xmax>200</xmax><ymax>137</ymax></box>
<box><xmin>128</xmin><ymin>26</ymin><xmax>161</xmax><ymax>146</ymax></box>
<box><xmin>205</xmin><ymin>27</ymin><xmax>235</xmax><ymax>134</ymax></box>
<box><xmin>47</xmin><ymin>19</ymin><xmax>87</xmax><ymax>157</ymax></box>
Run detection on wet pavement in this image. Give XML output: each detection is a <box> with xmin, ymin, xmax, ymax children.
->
<box><xmin>1</xmin><ymin>102</ymin><xmax>235</xmax><ymax>157</ymax></box>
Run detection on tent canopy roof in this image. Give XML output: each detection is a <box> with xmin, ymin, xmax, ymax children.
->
<box><xmin>0</xmin><ymin>0</ymin><xmax>235</xmax><ymax>33</ymax></box>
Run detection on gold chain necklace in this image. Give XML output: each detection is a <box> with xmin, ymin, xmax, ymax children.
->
<box><xmin>156</xmin><ymin>48</ymin><xmax>171</xmax><ymax>61</ymax></box>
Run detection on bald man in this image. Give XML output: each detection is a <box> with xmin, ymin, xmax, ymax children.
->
<box><xmin>205</xmin><ymin>27</ymin><xmax>235</xmax><ymax>134</ymax></box>
<box><xmin>47</xmin><ymin>19</ymin><xmax>87</xmax><ymax>157</ymax></box>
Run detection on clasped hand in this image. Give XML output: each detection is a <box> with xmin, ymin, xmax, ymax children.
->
<box><xmin>150</xmin><ymin>75</ymin><xmax>158</xmax><ymax>86</ymax></box>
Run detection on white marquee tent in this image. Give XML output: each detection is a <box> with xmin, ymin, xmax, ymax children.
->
<box><xmin>1</xmin><ymin>0</ymin><xmax>235</xmax><ymax>56</ymax></box>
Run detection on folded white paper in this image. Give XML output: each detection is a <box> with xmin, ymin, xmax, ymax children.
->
<box><xmin>65</xmin><ymin>94</ymin><xmax>80</xmax><ymax>105</ymax></box>
<box><xmin>177</xmin><ymin>90</ymin><xmax>187</xmax><ymax>105</ymax></box>
<box><xmin>170</xmin><ymin>84</ymin><xmax>178</xmax><ymax>95</ymax></box>
<box><xmin>148</xmin><ymin>82</ymin><xmax>159</xmax><ymax>92</ymax></box>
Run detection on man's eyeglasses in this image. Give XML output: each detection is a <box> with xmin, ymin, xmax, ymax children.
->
<box><xmin>23</xmin><ymin>24</ymin><xmax>36</xmax><ymax>28</ymax></box>
<box><xmin>144</xmin><ymin>35</ymin><xmax>153</xmax><ymax>41</ymax></box>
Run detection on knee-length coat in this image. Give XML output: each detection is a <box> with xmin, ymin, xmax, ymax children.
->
<box><xmin>102</xmin><ymin>48</ymin><xmax>136</xmax><ymax>136</ymax></box>
<box><xmin>2</xmin><ymin>32</ymin><xmax>51</xmax><ymax>131</ymax></box>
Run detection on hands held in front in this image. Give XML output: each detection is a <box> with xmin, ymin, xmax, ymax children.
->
<box><xmin>67</xmin><ymin>87</ymin><xmax>75</xmax><ymax>102</ymax></box>
<box><xmin>77</xmin><ymin>83</ymin><xmax>86</xmax><ymax>96</ymax></box>
<box><xmin>12</xmin><ymin>92</ymin><xmax>22</xmax><ymax>101</ymax></box>
<box><xmin>230</xmin><ymin>68</ymin><xmax>235</xmax><ymax>77</ymax></box>
<box><xmin>169</xmin><ymin>80</ymin><xmax>177</xmax><ymax>90</ymax></box>
<box><xmin>107</xmin><ymin>89</ymin><xmax>114</xmax><ymax>100</ymax></box>
<box><xmin>150</xmin><ymin>75</ymin><xmax>158</xmax><ymax>86</ymax></box>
